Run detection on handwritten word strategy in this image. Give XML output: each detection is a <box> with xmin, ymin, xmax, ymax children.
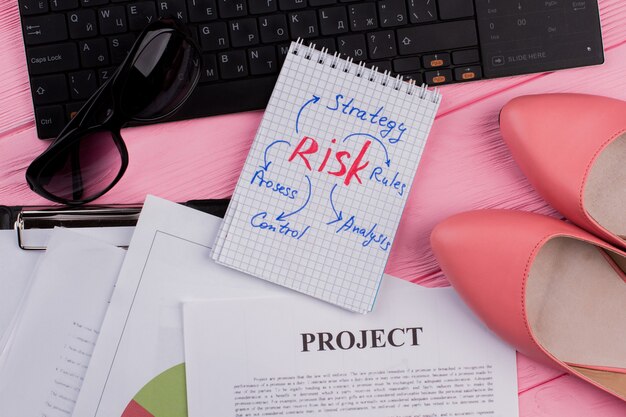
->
<box><xmin>248</xmin><ymin>93</ymin><xmax>412</xmax><ymax>251</ymax></box>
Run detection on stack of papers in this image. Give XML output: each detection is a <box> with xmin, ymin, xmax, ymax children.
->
<box><xmin>0</xmin><ymin>196</ymin><xmax>519</xmax><ymax>417</ymax></box>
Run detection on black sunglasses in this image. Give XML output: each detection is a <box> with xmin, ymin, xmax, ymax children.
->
<box><xmin>26</xmin><ymin>19</ymin><xmax>201</xmax><ymax>205</ymax></box>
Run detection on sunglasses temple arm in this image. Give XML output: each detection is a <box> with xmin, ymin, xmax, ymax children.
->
<box><xmin>70</xmin><ymin>144</ymin><xmax>84</xmax><ymax>201</ymax></box>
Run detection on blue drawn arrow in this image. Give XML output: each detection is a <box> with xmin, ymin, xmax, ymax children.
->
<box><xmin>276</xmin><ymin>174</ymin><xmax>312</xmax><ymax>221</ymax></box>
<box><xmin>260</xmin><ymin>140</ymin><xmax>290</xmax><ymax>171</ymax></box>
<box><xmin>295</xmin><ymin>95</ymin><xmax>320</xmax><ymax>134</ymax></box>
<box><xmin>326</xmin><ymin>184</ymin><xmax>344</xmax><ymax>225</ymax></box>
<box><xmin>342</xmin><ymin>132</ymin><xmax>391</xmax><ymax>167</ymax></box>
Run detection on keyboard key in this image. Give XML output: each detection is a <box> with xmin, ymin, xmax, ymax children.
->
<box><xmin>259</xmin><ymin>15</ymin><xmax>289</xmax><ymax>43</ymax></box>
<box><xmin>200</xmin><ymin>54</ymin><xmax>219</xmax><ymax>82</ymax></box>
<box><xmin>50</xmin><ymin>0</ymin><xmax>79</xmax><ymax>11</ymax></box>
<box><xmin>157</xmin><ymin>0</ymin><xmax>188</xmax><ymax>23</ymax></box>
<box><xmin>349</xmin><ymin>3</ymin><xmax>377</xmax><ymax>31</ymax></box>
<box><xmin>425</xmin><ymin>69</ymin><xmax>452</xmax><ymax>85</ymax></box>
<box><xmin>311</xmin><ymin>38</ymin><xmax>335</xmax><ymax>53</ymax></box>
<box><xmin>378</xmin><ymin>0</ymin><xmax>407</xmax><ymax>28</ymax></box>
<box><xmin>337</xmin><ymin>33</ymin><xmax>366</xmax><ymax>61</ymax></box>
<box><xmin>218</xmin><ymin>50</ymin><xmax>248</xmax><ymax>79</ymax></box>
<box><xmin>127</xmin><ymin>2</ymin><xmax>158</xmax><ymax>31</ymax></box>
<box><xmin>368</xmin><ymin>60</ymin><xmax>392</xmax><ymax>73</ymax></box>
<box><xmin>393</xmin><ymin>57</ymin><xmax>420</xmax><ymax>73</ymax></box>
<box><xmin>35</xmin><ymin>105</ymin><xmax>66</xmax><ymax>139</ymax></box>
<box><xmin>23</xmin><ymin>14</ymin><xmax>68</xmax><ymax>46</ymax></box>
<box><xmin>19</xmin><ymin>0</ymin><xmax>49</xmax><ymax>16</ymax></box>
<box><xmin>187</xmin><ymin>0</ymin><xmax>217</xmax><ymax>22</ymax></box>
<box><xmin>407</xmin><ymin>0</ymin><xmax>437</xmax><ymax>24</ymax></box>
<box><xmin>79</xmin><ymin>39</ymin><xmax>109</xmax><ymax>67</ymax></box>
<box><xmin>67</xmin><ymin>10</ymin><xmax>98</xmax><ymax>39</ymax></box>
<box><xmin>31</xmin><ymin>74</ymin><xmax>68</xmax><ymax>105</ymax></box>
<box><xmin>454</xmin><ymin>65</ymin><xmax>482</xmax><ymax>81</ymax></box>
<box><xmin>27</xmin><ymin>43</ymin><xmax>79</xmax><ymax>75</ymax></box>
<box><xmin>367</xmin><ymin>30</ymin><xmax>396</xmax><ymax>59</ymax></box>
<box><xmin>402</xmin><ymin>72</ymin><xmax>422</xmax><ymax>84</ymax></box>
<box><xmin>98</xmin><ymin>67</ymin><xmax>116</xmax><ymax>85</ymax></box>
<box><xmin>69</xmin><ymin>70</ymin><xmax>98</xmax><ymax>100</ymax></box>
<box><xmin>109</xmin><ymin>33</ymin><xmax>136</xmax><ymax>64</ymax></box>
<box><xmin>423</xmin><ymin>52</ymin><xmax>450</xmax><ymax>68</ymax></box>
<box><xmin>99</xmin><ymin>6</ymin><xmax>128</xmax><ymax>35</ymax></box>
<box><xmin>217</xmin><ymin>0</ymin><xmax>247</xmax><ymax>18</ymax></box>
<box><xmin>438</xmin><ymin>0</ymin><xmax>475</xmax><ymax>20</ymax></box>
<box><xmin>397</xmin><ymin>20</ymin><xmax>477</xmax><ymax>55</ymax></box>
<box><xmin>319</xmin><ymin>6</ymin><xmax>349</xmax><ymax>36</ymax></box>
<box><xmin>199</xmin><ymin>22</ymin><xmax>229</xmax><ymax>51</ymax></box>
<box><xmin>452</xmin><ymin>49</ymin><xmax>479</xmax><ymax>65</ymax></box>
<box><xmin>309</xmin><ymin>0</ymin><xmax>336</xmax><ymax>5</ymax></box>
<box><xmin>279</xmin><ymin>0</ymin><xmax>307</xmax><ymax>10</ymax></box>
<box><xmin>277</xmin><ymin>43</ymin><xmax>291</xmax><ymax>65</ymax></box>
<box><xmin>229</xmin><ymin>18</ymin><xmax>259</xmax><ymax>47</ymax></box>
<box><xmin>289</xmin><ymin>11</ymin><xmax>319</xmax><ymax>39</ymax></box>
<box><xmin>82</xmin><ymin>0</ymin><xmax>108</xmax><ymax>5</ymax></box>
<box><xmin>249</xmin><ymin>45</ymin><xmax>278</xmax><ymax>75</ymax></box>
<box><xmin>249</xmin><ymin>0</ymin><xmax>277</xmax><ymax>14</ymax></box>
<box><xmin>66</xmin><ymin>101</ymin><xmax>86</xmax><ymax>120</ymax></box>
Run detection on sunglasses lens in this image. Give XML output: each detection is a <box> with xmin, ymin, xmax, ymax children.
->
<box><xmin>37</xmin><ymin>130</ymin><xmax>123</xmax><ymax>202</ymax></box>
<box><xmin>120</xmin><ymin>29</ymin><xmax>200</xmax><ymax>121</ymax></box>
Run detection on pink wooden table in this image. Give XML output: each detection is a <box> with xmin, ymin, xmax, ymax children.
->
<box><xmin>2</xmin><ymin>1</ymin><xmax>626</xmax><ymax>415</ymax></box>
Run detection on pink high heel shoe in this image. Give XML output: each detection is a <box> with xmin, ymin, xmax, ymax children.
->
<box><xmin>500</xmin><ymin>93</ymin><xmax>625</xmax><ymax>249</ymax></box>
<box><xmin>431</xmin><ymin>210</ymin><xmax>626</xmax><ymax>401</ymax></box>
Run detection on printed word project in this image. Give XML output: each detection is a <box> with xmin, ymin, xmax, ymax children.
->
<box><xmin>213</xmin><ymin>42</ymin><xmax>441</xmax><ymax>313</ymax></box>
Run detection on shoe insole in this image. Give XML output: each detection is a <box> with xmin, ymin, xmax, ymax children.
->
<box><xmin>585</xmin><ymin>133</ymin><xmax>625</xmax><ymax>241</ymax></box>
<box><xmin>526</xmin><ymin>237</ymin><xmax>626</xmax><ymax>399</ymax></box>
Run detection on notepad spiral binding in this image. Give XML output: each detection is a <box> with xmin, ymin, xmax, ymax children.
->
<box><xmin>292</xmin><ymin>39</ymin><xmax>441</xmax><ymax>104</ymax></box>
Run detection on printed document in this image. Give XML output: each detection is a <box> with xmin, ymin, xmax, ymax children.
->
<box><xmin>183</xmin><ymin>279</ymin><xmax>519</xmax><ymax>417</ymax></box>
<box><xmin>0</xmin><ymin>228</ymin><xmax>125</xmax><ymax>417</ymax></box>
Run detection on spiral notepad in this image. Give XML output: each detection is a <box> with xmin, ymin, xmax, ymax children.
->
<box><xmin>213</xmin><ymin>41</ymin><xmax>441</xmax><ymax>313</ymax></box>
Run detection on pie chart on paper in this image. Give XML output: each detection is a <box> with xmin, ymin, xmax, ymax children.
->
<box><xmin>121</xmin><ymin>363</ymin><xmax>188</xmax><ymax>417</ymax></box>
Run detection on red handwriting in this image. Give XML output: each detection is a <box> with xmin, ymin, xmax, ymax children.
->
<box><xmin>288</xmin><ymin>136</ymin><xmax>371</xmax><ymax>185</ymax></box>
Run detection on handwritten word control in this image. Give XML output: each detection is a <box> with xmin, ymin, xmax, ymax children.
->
<box><xmin>251</xmin><ymin>212</ymin><xmax>311</xmax><ymax>240</ymax></box>
<box><xmin>289</xmin><ymin>136</ymin><xmax>371</xmax><ymax>186</ymax></box>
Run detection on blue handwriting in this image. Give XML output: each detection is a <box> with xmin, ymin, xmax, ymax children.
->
<box><xmin>250</xmin><ymin>169</ymin><xmax>298</xmax><ymax>200</ymax></box>
<box><xmin>333</xmin><ymin>215</ymin><xmax>392</xmax><ymax>252</ymax></box>
<box><xmin>369</xmin><ymin>166</ymin><xmax>407</xmax><ymax>197</ymax></box>
<box><xmin>250</xmin><ymin>212</ymin><xmax>311</xmax><ymax>240</ymax></box>
<box><xmin>326</xmin><ymin>94</ymin><xmax>407</xmax><ymax>144</ymax></box>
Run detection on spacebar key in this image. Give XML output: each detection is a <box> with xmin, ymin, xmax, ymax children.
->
<box><xmin>397</xmin><ymin>20</ymin><xmax>477</xmax><ymax>55</ymax></box>
<box><xmin>26</xmin><ymin>43</ymin><xmax>79</xmax><ymax>76</ymax></box>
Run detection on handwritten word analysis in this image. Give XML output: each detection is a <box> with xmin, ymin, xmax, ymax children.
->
<box><xmin>326</xmin><ymin>94</ymin><xmax>408</xmax><ymax>144</ymax></box>
<box><xmin>332</xmin><ymin>215</ymin><xmax>392</xmax><ymax>252</ymax></box>
<box><xmin>369</xmin><ymin>166</ymin><xmax>407</xmax><ymax>197</ymax></box>
<box><xmin>250</xmin><ymin>169</ymin><xmax>299</xmax><ymax>200</ymax></box>
<box><xmin>289</xmin><ymin>136</ymin><xmax>371</xmax><ymax>186</ymax></box>
<box><xmin>250</xmin><ymin>212</ymin><xmax>311</xmax><ymax>240</ymax></box>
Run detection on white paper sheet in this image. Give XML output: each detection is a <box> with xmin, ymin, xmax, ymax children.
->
<box><xmin>73</xmin><ymin>196</ymin><xmax>284</xmax><ymax>417</ymax></box>
<box><xmin>0</xmin><ymin>230</ymin><xmax>42</xmax><ymax>346</ymax></box>
<box><xmin>0</xmin><ymin>228</ymin><xmax>125</xmax><ymax>417</ymax></box>
<box><xmin>213</xmin><ymin>43</ymin><xmax>441</xmax><ymax>313</ymax></box>
<box><xmin>0</xmin><ymin>226</ymin><xmax>133</xmax><ymax>349</ymax></box>
<box><xmin>183</xmin><ymin>278</ymin><xmax>519</xmax><ymax>417</ymax></box>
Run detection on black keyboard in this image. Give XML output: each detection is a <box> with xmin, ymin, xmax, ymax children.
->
<box><xmin>19</xmin><ymin>0</ymin><xmax>604</xmax><ymax>139</ymax></box>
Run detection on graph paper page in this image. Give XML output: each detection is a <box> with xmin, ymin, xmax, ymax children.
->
<box><xmin>213</xmin><ymin>42</ymin><xmax>441</xmax><ymax>313</ymax></box>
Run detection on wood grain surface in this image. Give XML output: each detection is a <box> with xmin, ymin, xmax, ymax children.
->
<box><xmin>1</xmin><ymin>0</ymin><xmax>625</xmax><ymax>415</ymax></box>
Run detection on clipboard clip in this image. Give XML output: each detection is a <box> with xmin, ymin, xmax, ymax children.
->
<box><xmin>9</xmin><ymin>199</ymin><xmax>230</xmax><ymax>250</ymax></box>
<box><xmin>15</xmin><ymin>206</ymin><xmax>141</xmax><ymax>250</ymax></box>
